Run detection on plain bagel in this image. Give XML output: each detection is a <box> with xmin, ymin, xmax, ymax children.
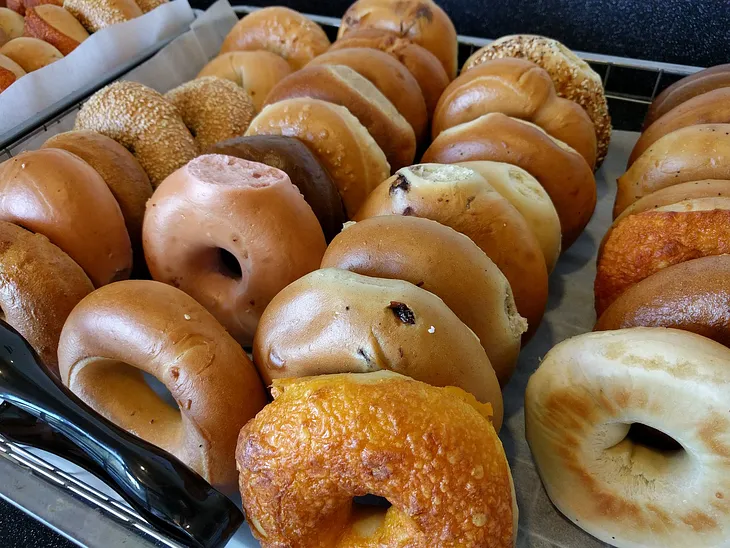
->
<box><xmin>0</xmin><ymin>36</ymin><xmax>62</xmax><ymax>72</ymax></box>
<box><xmin>24</xmin><ymin>4</ymin><xmax>88</xmax><ymax>55</ymax></box>
<box><xmin>0</xmin><ymin>52</ymin><xmax>24</xmax><ymax>92</ymax></box>
<box><xmin>253</xmin><ymin>268</ymin><xmax>504</xmax><ymax>430</ymax></box>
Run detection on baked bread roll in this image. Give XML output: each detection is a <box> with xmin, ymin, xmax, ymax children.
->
<box><xmin>0</xmin><ymin>36</ymin><xmax>62</xmax><ymax>72</ymax></box>
<box><xmin>165</xmin><ymin>77</ymin><xmax>256</xmax><ymax>151</ymax></box>
<box><xmin>24</xmin><ymin>5</ymin><xmax>88</xmax><ymax>55</ymax></box>
<box><xmin>614</xmin><ymin>124</ymin><xmax>730</xmax><ymax>217</ymax></box>
<box><xmin>133</xmin><ymin>0</ymin><xmax>166</xmax><ymax>13</ymax></box>
<box><xmin>355</xmin><ymin>163</ymin><xmax>548</xmax><ymax>341</ymax></box>
<box><xmin>220</xmin><ymin>6</ymin><xmax>329</xmax><ymax>70</ymax></box>
<box><xmin>422</xmin><ymin>112</ymin><xmax>596</xmax><ymax>249</ymax></box>
<box><xmin>75</xmin><ymin>81</ymin><xmax>197</xmax><ymax>187</ymax></box>
<box><xmin>464</xmin><ymin>35</ymin><xmax>611</xmax><ymax>168</ymax></box>
<box><xmin>329</xmin><ymin>28</ymin><xmax>449</xmax><ymax>116</ymax></box>
<box><xmin>8</xmin><ymin>0</ymin><xmax>61</xmax><ymax>15</ymax></box>
<box><xmin>0</xmin><ymin>221</ymin><xmax>92</xmax><ymax>372</ymax></box>
<box><xmin>63</xmin><ymin>0</ymin><xmax>141</xmax><ymax>32</ymax></box>
<box><xmin>0</xmin><ymin>7</ymin><xmax>24</xmax><ymax>40</ymax></box>
<box><xmin>0</xmin><ymin>149</ymin><xmax>131</xmax><ymax>287</ymax></box>
<box><xmin>645</xmin><ymin>64</ymin><xmax>730</xmax><ymax>128</ymax></box>
<box><xmin>308</xmin><ymin>47</ymin><xmax>428</xmax><ymax>142</ymax></box>
<box><xmin>207</xmin><ymin>135</ymin><xmax>346</xmax><ymax>242</ymax></box>
<box><xmin>238</xmin><ymin>372</ymin><xmax>516</xmax><ymax>547</ymax></box>
<box><xmin>595</xmin><ymin>198</ymin><xmax>730</xmax><ymax>314</ymax></box>
<box><xmin>629</xmin><ymin>87</ymin><xmax>730</xmax><ymax>166</ymax></box>
<box><xmin>196</xmin><ymin>51</ymin><xmax>291</xmax><ymax>111</ymax></box>
<box><xmin>321</xmin><ymin>216</ymin><xmax>527</xmax><ymax>385</ymax></box>
<box><xmin>58</xmin><ymin>279</ymin><xmax>267</xmax><ymax>491</ymax></box>
<box><xmin>338</xmin><ymin>0</ymin><xmax>458</xmax><ymax>79</ymax></box>
<box><xmin>253</xmin><ymin>268</ymin><xmax>504</xmax><ymax>430</ymax></box>
<box><xmin>433</xmin><ymin>58</ymin><xmax>597</xmax><ymax>168</ymax></box>
<box><xmin>0</xmin><ymin>52</ymin><xmax>24</xmax><ymax>92</ymax></box>
<box><xmin>458</xmin><ymin>160</ymin><xmax>562</xmax><ymax>272</ymax></box>
<box><xmin>264</xmin><ymin>64</ymin><xmax>416</xmax><ymax>171</ymax></box>
<box><xmin>143</xmin><ymin>154</ymin><xmax>326</xmax><ymax>346</ymax></box>
<box><xmin>245</xmin><ymin>97</ymin><xmax>389</xmax><ymax>218</ymax></box>
<box><xmin>526</xmin><ymin>327</ymin><xmax>730</xmax><ymax>548</ymax></box>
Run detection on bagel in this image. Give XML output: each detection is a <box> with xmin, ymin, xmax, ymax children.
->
<box><xmin>42</xmin><ymin>130</ymin><xmax>153</xmax><ymax>253</ymax></box>
<box><xmin>63</xmin><ymin>0</ymin><xmax>141</xmax><ymax>32</ymax></box>
<box><xmin>9</xmin><ymin>0</ymin><xmax>62</xmax><ymax>15</ymax></box>
<box><xmin>463</xmin><ymin>34</ymin><xmax>611</xmax><ymax>168</ymax></box>
<box><xmin>264</xmin><ymin>64</ymin><xmax>416</xmax><ymax>171</ymax></box>
<box><xmin>0</xmin><ymin>221</ymin><xmax>92</xmax><ymax>372</ymax></box>
<box><xmin>595</xmin><ymin>256</ymin><xmax>730</xmax><ymax>347</ymax></box>
<box><xmin>329</xmin><ymin>28</ymin><xmax>449</xmax><ymax>116</ymax></box>
<box><xmin>245</xmin><ymin>97</ymin><xmax>389</xmax><ymax>218</ymax></box>
<box><xmin>433</xmin><ymin>58</ymin><xmax>597</xmax><ymax>168</ymax></box>
<box><xmin>0</xmin><ymin>148</ymin><xmax>131</xmax><ymax>287</ymax></box>
<box><xmin>58</xmin><ymin>279</ymin><xmax>267</xmax><ymax>491</ymax></box>
<box><xmin>595</xmin><ymin>198</ymin><xmax>730</xmax><ymax>314</ymax></box>
<box><xmin>206</xmin><ymin>135</ymin><xmax>345</xmax><ymax>242</ymax></box>
<box><xmin>526</xmin><ymin>327</ymin><xmax>730</xmax><ymax>548</ymax></box>
<box><xmin>237</xmin><ymin>372</ymin><xmax>516</xmax><ymax>547</ymax></box>
<box><xmin>196</xmin><ymin>51</ymin><xmax>291</xmax><ymax>111</ymax></box>
<box><xmin>164</xmin><ymin>76</ymin><xmax>256</xmax><ymax>151</ymax></box>
<box><xmin>219</xmin><ymin>6</ymin><xmax>329</xmax><ymax>70</ymax></box>
<box><xmin>321</xmin><ymin>215</ymin><xmax>527</xmax><ymax>385</ymax></box>
<box><xmin>0</xmin><ymin>36</ymin><xmax>62</xmax><ymax>72</ymax></box>
<box><xmin>133</xmin><ymin>0</ymin><xmax>166</xmax><ymax>13</ymax></box>
<box><xmin>143</xmin><ymin>154</ymin><xmax>326</xmax><ymax>346</ymax></box>
<box><xmin>458</xmin><ymin>160</ymin><xmax>562</xmax><ymax>272</ymax></box>
<box><xmin>614</xmin><ymin>124</ymin><xmax>730</xmax><ymax>218</ymax></box>
<box><xmin>354</xmin><ymin>163</ymin><xmax>548</xmax><ymax>342</ymax></box>
<box><xmin>24</xmin><ymin>4</ymin><xmax>88</xmax><ymax>55</ymax></box>
<box><xmin>422</xmin><ymin>112</ymin><xmax>596</xmax><ymax>249</ymax></box>
<box><xmin>253</xmin><ymin>268</ymin><xmax>503</xmax><ymax>429</ymax></box>
<box><xmin>0</xmin><ymin>8</ymin><xmax>25</xmax><ymax>41</ymax></box>
<box><xmin>337</xmin><ymin>0</ymin><xmax>458</xmax><ymax>79</ymax></box>
<box><xmin>0</xmin><ymin>52</ymin><xmax>24</xmax><ymax>92</ymax></box>
<box><xmin>75</xmin><ymin>81</ymin><xmax>197</xmax><ymax>187</ymax></box>
<box><xmin>307</xmin><ymin>47</ymin><xmax>428</xmax><ymax>142</ymax></box>
<box><xmin>629</xmin><ymin>87</ymin><xmax>730</xmax><ymax>166</ymax></box>
<box><xmin>645</xmin><ymin>64</ymin><xmax>730</xmax><ymax>128</ymax></box>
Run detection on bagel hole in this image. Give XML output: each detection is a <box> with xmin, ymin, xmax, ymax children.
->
<box><xmin>353</xmin><ymin>494</ymin><xmax>391</xmax><ymax>509</ymax></box>
<box><xmin>218</xmin><ymin>248</ymin><xmax>242</xmax><ymax>279</ymax></box>
<box><xmin>143</xmin><ymin>372</ymin><xmax>180</xmax><ymax>412</ymax></box>
<box><xmin>625</xmin><ymin>423</ymin><xmax>683</xmax><ymax>454</ymax></box>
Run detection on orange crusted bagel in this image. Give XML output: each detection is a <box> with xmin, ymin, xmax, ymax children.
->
<box><xmin>237</xmin><ymin>371</ymin><xmax>516</xmax><ymax>547</ymax></box>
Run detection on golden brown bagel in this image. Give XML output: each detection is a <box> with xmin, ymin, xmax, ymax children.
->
<box><xmin>0</xmin><ymin>36</ymin><xmax>62</xmax><ymax>72</ymax></box>
<box><xmin>321</xmin><ymin>216</ymin><xmax>527</xmax><ymax>385</ymax></box>
<box><xmin>0</xmin><ymin>221</ymin><xmax>93</xmax><ymax>372</ymax></box>
<box><xmin>75</xmin><ymin>81</ymin><xmax>197</xmax><ymax>187</ymax></box>
<box><xmin>143</xmin><ymin>154</ymin><xmax>326</xmax><ymax>346</ymax></box>
<box><xmin>196</xmin><ymin>51</ymin><xmax>291</xmax><ymax>111</ymax></box>
<box><xmin>354</xmin><ymin>163</ymin><xmax>548</xmax><ymax>342</ymax></box>
<box><xmin>24</xmin><ymin>5</ymin><xmax>88</xmax><ymax>55</ymax></box>
<box><xmin>9</xmin><ymin>0</ymin><xmax>61</xmax><ymax>15</ymax></box>
<box><xmin>338</xmin><ymin>0</ymin><xmax>458</xmax><ymax>79</ymax></box>
<box><xmin>245</xmin><ymin>97</ymin><xmax>389</xmax><ymax>218</ymax></box>
<box><xmin>595</xmin><ymin>198</ymin><xmax>730</xmax><ymax>314</ymax></box>
<box><xmin>58</xmin><ymin>280</ymin><xmax>267</xmax><ymax>491</ymax></box>
<box><xmin>307</xmin><ymin>47</ymin><xmax>428</xmax><ymax>142</ymax></box>
<box><xmin>0</xmin><ymin>8</ymin><xmax>24</xmax><ymax>40</ymax></box>
<box><xmin>238</xmin><ymin>372</ymin><xmax>516</xmax><ymax>547</ymax></box>
<box><xmin>0</xmin><ymin>149</ymin><xmax>131</xmax><ymax>287</ymax></box>
<box><xmin>614</xmin><ymin>124</ymin><xmax>730</xmax><ymax>217</ymax></box>
<box><xmin>0</xmin><ymin>52</ymin><xmax>23</xmax><ymax>91</ymax></box>
<box><xmin>645</xmin><ymin>64</ymin><xmax>730</xmax><ymax>128</ymax></box>
<box><xmin>433</xmin><ymin>58</ymin><xmax>597</xmax><ymax>168</ymax></box>
<box><xmin>63</xmin><ymin>0</ymin><xmax>141</xmax><ymax>32</ymax></box>
<box><xmin>422</xmin><ymin>113</ymin><xmax>596</xmax><ymax>249</ymax></box>
<box><xmin>219</xmin><ymin>6</ymin><xmax>329</xmax><ymax>70</ymax></box>
<box><xmin>329</xmin><ymin>28</ymin><xmax>449</xmax><ymax>116</ymax></box>
<box><xmin>133</xmin><ymin>0</ymin><xmax>166</xmax><ymax>13</ymax></box>
<box><xmin>464</xmin><ymin>34</ymin><xmax>611</xmax><ymax>168</ymax></box>
<box><xmin>629</xmin><ymin>88</ymin><xmax>730</xmax><ymax>166</ymax></box>
<box><xmin>264</xmin><ymin>64</ymin><xmax>416</xmax><ymax>171</ymax></box>
<box><xmin>594</xmin><ymin>256</ymin><xmax>730</xmax><ymax>347</ymax></box>
<box><xmin>164</xmin><ymin>77</ymin><xmax>256</xmax><ymax>151</ymax></box>
<box><xmin>253</xmin><ymin>268</ymin><xmax>504</xmax><ymax>429</ymax></box>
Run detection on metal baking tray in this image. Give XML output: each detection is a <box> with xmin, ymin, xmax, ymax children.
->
<box><xmin>0</xmin><ymin>7</ymin><xmax>704</xmax><ymax>548</ymax></box>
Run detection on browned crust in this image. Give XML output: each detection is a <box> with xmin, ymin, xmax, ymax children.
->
<box><xmin>133</xmin><ymin>0</ymin><xmax>165</xmax><ymax>13</ymax></box>
<box><xmin>62</xmin><ymin>0</ymin><xmax>141</xmax><ymax>33</ymax></box>
<box><xmin>24</xmin><ymin>6</ymin><xmax>86</xmax><ymax>55</ymax></box>
<box><xmin>0</xmin><ymin>64</ymin><xmax>15</xmax><ymax>91</ymax></box>
<box><xmin>6</xmin><ymin>0</ymin><xmax>24</xmax><ymax>15</ymax></box>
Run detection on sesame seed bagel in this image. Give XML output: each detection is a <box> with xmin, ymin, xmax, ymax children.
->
<box><xmin>75</xmin><ymin>81</ymin><xmax>197</xmax><ymax>187</ymax></box>
<box><xmin>464</xmin><ymin>35</ymin><xmax>611</xmax><ymax>168</ymax></box>
<box><xmin>133</xmin><ymin>0</ymin><xmax>166</xmax><ymax>13</ymax></box>
<box><xmin>63</xmin><ymin>0</ymin><xmax>141</xmax><ymax>32</ymax></box>
<box><xmin>165</xmin><ymin>77</ymin><xmax>256</xmax><ymax>152</ymax></box>
<box><xmin>238</xmin><ymin>372</ymin><xmax>516</xmax><ymax>546</ymax></box>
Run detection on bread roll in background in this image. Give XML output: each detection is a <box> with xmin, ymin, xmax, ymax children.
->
<box><xmin>24</xmin><ymin>4</ymin><xmax>88</xmax><ymax>55</ymax></box>
<box><xmin>0</xmin><ymin>7</ymin><xmax>24</xmax><ymax>40</ymax></box>
<box><xmin>0</xmin><ymin>36</ymin><xmax>62</xmax><ymax>72</ymax></box>
<box><xmin>0</xmin><ymin>51</ymin><xmax>23</xmax><ymax>91</ymax></box>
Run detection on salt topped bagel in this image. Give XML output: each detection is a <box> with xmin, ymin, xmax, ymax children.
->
<box><xmin>253</xmin><ymin>268</ymin><xmax>504</xmax><ymax>430</ymax></box>
<box><xmin>238</xmin><ymin>372</ymin><xmax>516</xmax><ymax>546</ymax></box>
<box><xmin>143</xmin><ymin>154</ymin><xmax>326</xmax><ymax>346</ymax></box>
<box><xmin>526</xmin><ymin>327</ymin><xmax>730</xmax><ymax>548</ymax></box>
<box><xmin>58</xmin><ymin>280</ymin><xmax>267</xmax><ymax>491</ymax></box>
<box><xmin>321</xmin><ymin>215</ymin><xmax>527</xmax><ymax>385</ymax></box>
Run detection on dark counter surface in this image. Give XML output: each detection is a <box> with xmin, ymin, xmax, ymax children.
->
<box><xmin>0</xmin><ymin>499</ymin><xmax>73</xmax><ymax>548</ymax></box>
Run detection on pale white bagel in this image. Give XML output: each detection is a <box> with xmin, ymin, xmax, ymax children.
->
<box><xmin>526</xmin><ymin>327</ymin><xmax>730</xmax><ymax>548</ymax></box>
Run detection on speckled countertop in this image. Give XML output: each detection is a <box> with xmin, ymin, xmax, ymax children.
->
<box><xmin>0</xmin><ymin>500</ymin><xmax>72</xmax><ymax>547</ymax></box>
